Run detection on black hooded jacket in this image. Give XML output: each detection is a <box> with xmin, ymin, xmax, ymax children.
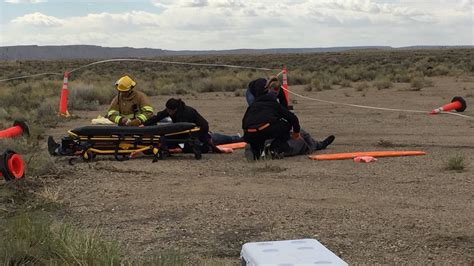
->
<box><xmin>242</xmin><ymin>93</ymin><xmax>300</xmax><ymax>133</ymax></box>
<box><xmin>248</xmin><ymin>78</ymin><xmax>289</xmax><ymax>109</ymax></box>
<box><xmin>144</xmin><ymin>101</ymin><xmax>209</xmax><ymax>136</ymax></box>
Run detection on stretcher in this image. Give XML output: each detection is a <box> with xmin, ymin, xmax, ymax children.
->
<box><xmin>57</xmin><ymin>122</ymin><xmax>202</xmax><ymax>162</ymax></box>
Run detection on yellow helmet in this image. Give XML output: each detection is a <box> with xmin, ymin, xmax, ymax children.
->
<box><xmin>115</xmin><ymin>75</ymin><xmax>136</xmax><ymax>92</ymax></box>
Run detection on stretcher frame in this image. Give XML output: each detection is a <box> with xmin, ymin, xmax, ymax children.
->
<box><xmin>62</xmin><ymin>124</ymin><xmax>202</xmax><ymax>162</ymax></box>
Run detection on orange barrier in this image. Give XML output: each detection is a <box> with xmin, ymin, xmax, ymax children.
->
<box><xmin>0</xmin><ymin>120</ymin><xmax>29</xmax><ymax>139</ymax></box>
<box><xmin>430</xmin><ymin>96</ymin><xmax>467</xmax><ymax>114</ymax></box>
<box><xmin>281</xmin><ymin>65</ymin><xmax>293</xmax><ymax>110</ymax></box>
<box><xmin>309</xmin><ymin>151</ymin><xmax>426</xmax><ymax>161</ymax></box>
<box><xmin>59</xmin><ymin>71</ymin><xmax>70</xmax><ymax>117</ymax></box>
<box><xmin>216</xmin><ymin>142</ymin><xmax>247</xmax><ymax>150</ymax></box>
<box><xmin>0</xmin><ymin>150</ymin><xmax>25</xmax><ymax>181</ymax></box>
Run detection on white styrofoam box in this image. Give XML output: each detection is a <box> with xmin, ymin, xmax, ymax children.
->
<box><xmin>240</xmin><ymin>238</ymin><xmax>348</xmax><ymax>266</ymax></box>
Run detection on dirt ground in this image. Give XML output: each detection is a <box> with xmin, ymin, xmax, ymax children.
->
<box><xmin>45</xmin><ymin>76</ymin><xmax>473</xmax><ymax>264</ymax></box>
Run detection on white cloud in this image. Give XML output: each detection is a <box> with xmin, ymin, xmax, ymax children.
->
<box><xmin>12</xmin><ymin>12</ymin><xmax>63</xmax><ymax>27</ymax></box>
<box><xmin>2</xmin><ymin>0</ymin><xmax>472</xmax><ymax>49</ymax></box>
<box><xmin>4</xmin><ymin>0</ymin><xmax>45</xmax><ymax>3</ymax></box>
<box><xmin>77</xmin><ymin>11</ymin><xmax>162</xmax><ymax>27</ymax></box>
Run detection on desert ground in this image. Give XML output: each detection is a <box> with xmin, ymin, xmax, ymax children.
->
<box><xmin>43</xmin><ymin>76</ymin><xmax>473</xmax><ymax>263</ymax></box>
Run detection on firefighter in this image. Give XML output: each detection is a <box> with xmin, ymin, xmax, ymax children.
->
<box><xmin>107</xmin><ymin>75</ymin><xmax>154</xmax><ymax>126</ymax></box>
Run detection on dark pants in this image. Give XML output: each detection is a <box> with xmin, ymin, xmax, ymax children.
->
<box><xmin>211</xmin><ymin>133</ymin><xmax>242</xmax><ymax>145</ymax></box>
<box><xmin>243</xmin><ymin>120</ymin><xmax>291</xmax><ymax>159</ymax></box>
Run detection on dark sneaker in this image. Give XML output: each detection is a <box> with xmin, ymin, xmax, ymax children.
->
<box><xmin>47</xmin><ymin>136</ymin><xmax>60</xmax><ymax>156</ymax></box>
<box><xmin>321</xmin><ymin>135</ymin><xmax>335</xmax><ymax>149</ymax></box>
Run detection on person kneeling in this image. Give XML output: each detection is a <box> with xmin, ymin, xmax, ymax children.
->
<box><xmin>145</xmin><ymin>98</ymin><xmax>242</xmax><ymax>153</ymax></box>
<box><xmin>242</xmin><ymin>89</ymin><xmax>334</xmax><ymax>160</ymax></box>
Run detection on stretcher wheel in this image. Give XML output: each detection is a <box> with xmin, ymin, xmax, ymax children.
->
<box><xmin>81</xmin><ymin>150</ymin><xmax>96</xmax><ymax>162</ymax></box>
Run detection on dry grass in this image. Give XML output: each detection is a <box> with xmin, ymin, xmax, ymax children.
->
<box><xmin>37</xmin><ymin>184</ymin><xmax>62</xmax><ymax>204</ymax></box>
<box><xmin>445</xmin><ymin>154</ymin><xmax>466</xmax><ymax>172</ymax></box>
<box><xmin>374</xmin><ymin>77</ymin><xmax>393</xmax><ymax>90</ymax></box>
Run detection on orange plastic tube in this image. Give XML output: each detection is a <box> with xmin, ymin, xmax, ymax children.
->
<box><xmin>282</xmin><ymin>65</ymin><xmax>290</xmax><ymax>104</ymax></box>
<box><xmin>430</xmin><ymin>96</ymin><xmax>467</xmax><ymax>114</ymax></box>
<box><xmin>59</xmin><ymin>71</ymin><xmax>69</xmax><ymax>116</ymax></box>
<box><xmin>216</xmin><ymin>142</ymin><xmax>247</xmax><ymax>150</ymax></box>
<box><xmin>0</xmin><ymin>125</ymin><xmax>23</xmax><ymax>138</ymax></box>
<box><xmin>0</xmin><ymin>150</ymin><xmax>25</xmax><ymax>180</ymax></box>
<box><xmin>0</xmin><ymin>120</ymin><xmax>29</xmax><ymax>139</ymax></box>
<box><xmin>309</xmin><ymin>151</ymin><xmax>426</xmax><ymax>161</ymax></box>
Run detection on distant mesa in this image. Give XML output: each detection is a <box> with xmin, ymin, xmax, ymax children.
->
<box><xmin>0</xmin><ymin>44</ymin><xmax>471</xmax><ymax>60</ymax></box>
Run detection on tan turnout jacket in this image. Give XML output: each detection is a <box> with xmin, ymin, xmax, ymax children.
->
<box><xmin>107</xmin><ymin>90</ymin><xmax>154</xmax><ymax>125</ymax></box>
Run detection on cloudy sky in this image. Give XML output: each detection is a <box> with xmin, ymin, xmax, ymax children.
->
<box><xmin>0</xmin><ymin>0</ymin><xmax>472</xmax><ymax>50</ymax></box>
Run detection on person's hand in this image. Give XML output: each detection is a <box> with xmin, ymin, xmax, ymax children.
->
<box><xmin>119</xmin><ymin>117</ymin><xmax>130</xmax><ymax>126</ymax></box>
<box><xmin>291</xmin><ymin>132</ymin><xmax>301</xmax><ymax>140</ymax></box>
<box><xmin>126</xmin><ymin>118</ymin><xmax>141</xmax><ymax>126</ymax></box>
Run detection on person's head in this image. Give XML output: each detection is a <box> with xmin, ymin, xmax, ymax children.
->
<box><xmin>115</xmin><ymin>75</ymin><xmax>136</xmax><ymax>95</ymax></box>
<box><xmin>248</xmin><ymin>78</ymin><xmax>267</xmax><ymax>97</ymax></box>
<box><xmin>165</xmin><ymin>98</ymin><xmax>184</xmax><ymax>116</ymax></box>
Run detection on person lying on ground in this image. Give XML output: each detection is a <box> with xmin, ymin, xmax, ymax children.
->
<box><xmin>246</xmin><ymin>76</ymin><xmax>288</xmax><ymax>109</ymax></box>
<box><xmin>244</xmin><ymin>129</ymin><xmax>335</xmax><ymax>160</ymax></box>
<box><xmin>107</xmin><ymin>75</ymin><xmax>154</xmax><ymax>126</ymax></box>
<box><xmin>144</xmin><ymin>98</ymin><xmax>242</xmax><ymax>153</ymax></box>
<box><xmin>242</xmin><ymin>85</ymin><xmax>334</xmax><ymax>160</ymax></box>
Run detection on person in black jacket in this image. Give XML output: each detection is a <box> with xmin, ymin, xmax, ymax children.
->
<box><xmin>246</xmin><ymin>76</ymin><xmax>288</xmax><ymax>109</ymax></box>
<box><xmin>242</xmin><ymin>89</ymin><xmax>334</xmax><ymax>160</ymax></box>
<box><xmin>145</xmin><ymin>98</ymin><xmax>241</xmax><ymax>152</ymax></box>
<box><xmin>242</xmin><ymin>91</ymin><xmax>298</xmax><ymax>160</ymax></box>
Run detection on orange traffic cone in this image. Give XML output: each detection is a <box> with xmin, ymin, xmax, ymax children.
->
<box><xmin>59</xmin><ymin>71</ymin><xmax>71</xmax><ymax>117</ymax></box>
<box><xmin>430</xmin><ymin>96</ymin><xmax>467</xmax><ymax>114</ymax></box>
<box><xmin>281</xmin><ymin>65</ymin><xmax>293</xmax><ymax>110</ymax></box>
<box><xmin>0</xmin><ymin>150</ymin><xmax>25</xmax><ymax>181</ymax></box>
<box><xmin>0</xmin><ymin>120</ymin><xmax>29</xmax><ymax>139</ymax></box>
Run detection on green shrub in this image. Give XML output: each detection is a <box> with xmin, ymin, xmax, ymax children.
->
<box><xmin>191</xmin><ymin>75</ymin><xmax>246</xmax><ymax>93</ymax></box>
<box><xmin>431</xmin><ymin>65</ymin><xmax>450</xmax><ymax>76</ymax></box>
<box><xmin>355</xmin><ymin>82</ymin><xmax>368</xmax><ymax>91</ymax></box>
<box><xmin>288</xmin><ymin>69</ymin><xmax>313</xmax><ymax>85</ymax></box>
<box><xmin>374</xmin><ymin>77</ymin><xmax>392</xmax><ymax>90</ymax></box>
<box><xmin>392</xmin><ymin>72</ymin><xmax>411</xmax><ymax>83</ymax></box>
<box><xmin>0</xmin><ymin>211</ymin><xmax>192</xmax><ymax>265</ymax></box>
<box><xmin>409</xmin><ymin>76</ymin><xmax>432</xmax><ymax>90</ymax></box>
<box><xmin>310</xmin><ymin>73</ymin><xmax>333</xmax><ymax>91</ymax></box>
<box><xmin>68</xmin><ymin>81</ymin><xmax>115</xmax><ymax>109</ymax></box>
<box><xmin>340</xmin><ymin>79</ymin><xmax>352</xmax><ymax>88</ymax></box>
<box><xmin>0</xmin><ymin>212</ymin><xmax>122</xmax><ymax>265</ymax></box>
<box><xmin>445</xmin><ymin>155</ymin><xmax>465</xmax><ymax>171</ymax></box>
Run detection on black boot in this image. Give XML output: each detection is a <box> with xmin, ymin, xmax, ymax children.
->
<box><xmin>319</xmin><ymin>135</ymin><xmax>335</xmax><ymax>150</ymax></box>
<box><xmin>47</xmin><ymin>136</ymin><xmax>60</xmax><ymax>156</ymax></box>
